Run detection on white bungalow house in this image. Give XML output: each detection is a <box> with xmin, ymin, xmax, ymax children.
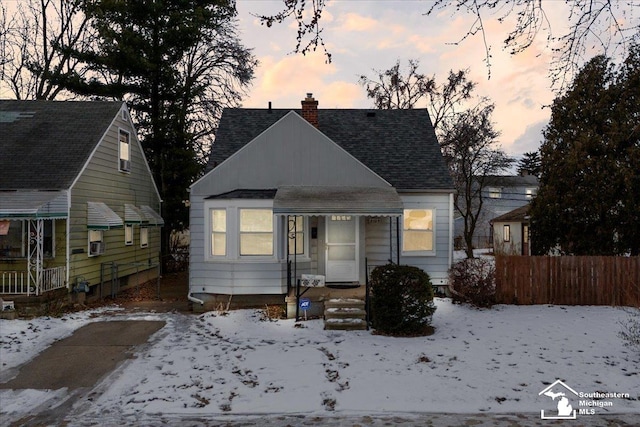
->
<box><xmin>189</xmin><ymin>94</ymin><xmax>455</xmax><ymax>315</ymax></box>
<box><xmin>0</xmin><ymin>100</ymin><xmax>163</xmax><ymax>314</ymax></box>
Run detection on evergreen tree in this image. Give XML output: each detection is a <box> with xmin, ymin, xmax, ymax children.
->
<box><xmin>52</xmin><ymin>0</ymin><xmax>256</xmax><ymax>263</ymax></box>
<box><xmin>516</xmin><ymin>151</ymin><xmax>541</xmax><ymax>177</ymax></box>
<box><xmin>530</xmin><ymin>46</ymin><xmax>640</xmax><ymax>255</ymax></box>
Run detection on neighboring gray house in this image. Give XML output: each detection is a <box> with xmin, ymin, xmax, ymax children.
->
<box><xmin>454</xmin><ymin>174</ymin><xmax>539</xmax><ymax>249</ymax></box>
<box><xmin>0</xmin><ymin>101</ymin><xmax>163</xmax><ymax>306</ymax></box>
<box><xmin>189</xmin><ymin>94</ymin><xmax>455</xmax><ymax>312</ymax></box>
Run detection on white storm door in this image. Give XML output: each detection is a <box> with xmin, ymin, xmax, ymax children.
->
<box><xmin>325</xmin><ymin>216</ymin><xmax>358</xmax><ymax>282</ymax></box>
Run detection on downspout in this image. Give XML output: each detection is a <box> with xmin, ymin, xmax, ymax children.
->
<box><xmin>66</xmin><ymin>190</ymin><xmax>71</xmax><ymax>291</ymax></box>
<box><xmin>396</xmin><ymin>217</ymin><xmax>400</xmax><ymax>265</ymax></box>
<box><xmin>188</xmin><ymin>292</ymin><xmax>204</xmax><ymax>306</ymax></box>
<box><xmin>448</xmin><ymin>192</ymin><xmax>454</xmax><ymax>269</ymax></box>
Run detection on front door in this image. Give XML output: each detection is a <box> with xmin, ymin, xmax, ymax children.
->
<box><xmin>325</xmin><ymin>215</ymin><xmax>358</xmax><ymax>282</ymax></box>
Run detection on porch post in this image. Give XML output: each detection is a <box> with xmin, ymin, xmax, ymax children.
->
<box><xmin>27</xmin><ymin>219</ymin><xmax>44</xmax><ymax>295</ymax></box>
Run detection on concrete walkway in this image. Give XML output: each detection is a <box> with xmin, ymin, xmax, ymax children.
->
<box><xmin>0</xmin><ymin>320</ymin><xmax>165</xmax><ymax>390</ymax></box>
<box><xmin>1</xmin><ymin>320</ymin><xmax>165</xmax><ymax>427</ymax></box>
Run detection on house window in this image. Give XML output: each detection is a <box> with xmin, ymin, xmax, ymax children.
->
<box><xmin>288</xmin><ymin>216</ymin><xmax>305</xmax><ymax>255</ymax></box>
<box><xmin>0</xmin><ymin>220</ymin><xmax>54</xmax><ymax>259</ymax></box>
<box><xmin>89</xmin><ymin>230</ymin><xmax>105</xmax><ymax>256</ymax></box>
<box><xmin>119</xmin><ymin>129</ymin><xmax>131</xmax><ymax>172</ymax></box>
<box><xmin>489</xmin><ymin>187</ymin><xmax>502</xmax><ymax>199</ymax></box>
<box><xmin>526</xmin><ymin>188</ymin><xmax>537</xmax><ymax>199</ymax></box>
<box><xmin>402</xmin><ymin>209</ymin><xmax>434</xmax><ymax>253</ymax></box>
<box><xmin>210</xmin><ymin>209</ymin><xmax>226</xmax><ymax>256</ymax></box>
<box><xmin>239</xmin><ymin>209</ymin><xmax>273</xmax><ymax>256</ymax></box>
<box><xmin>125</xmin><ymin>224</ymin><xmax>134</xmax><ymax>245</ymax></box>
<box><xmin>503</xmin><ymin>225</ymin><xmax>511</xmax><ymax>242</ymax></box>
<box><xmin>523</xmin><ymin>225</ymin><xmax>529</xmax><ymax>243</ymax></box>
<box><xmin>140</xmin><ymin>227</ymin><xmax>149</xmax><ymax>248</ymax></box>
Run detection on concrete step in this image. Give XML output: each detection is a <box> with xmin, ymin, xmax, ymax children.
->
<box><xmin>324</xmin><ymin>307</ymin><xmax>366</xmax><ymax>320</ymax></box>
<box><xmin>323</xmin><ymin>298</ymin><xmax>365</xmax><ymax>310</ymax></box>
<box><xmin>323</xmin><ymin>298</ymin><xmax>367</xmax><ymax>330</ymax></box>
<box><xmin>324</xmin><ymin>317</ymin><xmax>367</xmax><ymax>331</ymax></box>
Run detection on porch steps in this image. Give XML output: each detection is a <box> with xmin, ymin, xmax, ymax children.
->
<box><xmin>323</xmin><ymin>298</ymin><xmax>367</xmax><ymax>331</ymax></box>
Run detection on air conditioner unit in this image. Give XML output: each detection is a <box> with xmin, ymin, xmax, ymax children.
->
<box><xmin>119</xmin><ymin>159</ymin><xmax>130</xmax><ymax>171</ymax></box>
<box><xmin>90</xmin><ymin>241</ymin><xmax>105</xmax><ymax>255</ymax></box>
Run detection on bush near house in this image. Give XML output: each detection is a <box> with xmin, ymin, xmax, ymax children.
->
<box><xmin>449</xmin><ymin>258</ymin><xmax>496</xmax><ymax>308</ymax></box>
<box><xmin>370</xmin><ymin>264</ymin><xmax>436</xmax><ymax>336</ymax></box>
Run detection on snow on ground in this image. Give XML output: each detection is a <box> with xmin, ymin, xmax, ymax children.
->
<box><xmin>1</xmin><ymin>299</ymin><xmax>639</xmax><ymax>424</ymax></box>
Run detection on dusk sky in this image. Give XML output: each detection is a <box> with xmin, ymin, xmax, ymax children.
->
<box><xmin>235</xmin><ymin>1</ymin><xmax>629</xmax><ymax>159</ymax></box>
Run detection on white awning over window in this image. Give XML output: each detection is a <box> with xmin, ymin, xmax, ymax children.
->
<box><xmin>87</xmin><ymin>202</ymin><xmax>123</xmax><ymax>229</ymax></box>
<box><xmin>140</xmin><ymin>205</ymin><xmax>164</xmax><ymax>226</ymax></box>
<box><xmin>124</xmin><ymin>204</ymin><xmax>149</xmax><ymax>224</ymax></box>
<box><xmin>273</xmin><ymin>186</ymin><xmax>403</xmax><ymax>216</ymax></box>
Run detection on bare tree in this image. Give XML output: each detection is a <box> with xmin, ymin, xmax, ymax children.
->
<box><xmin>359</xmin><ymin>60</ymin><xmax>476</xmax><ymax>132</ymax></box>
<box><xmin>257</xmin><ymin>0</ymin><xmax>639</xmax><ymax>88</ymax></box>
<box><xmin>0</xmin><ymin>0</ymin><xmax>92</xmax><ymax>100</ymax></box>
<box><xmin>440</xmin><ymin>101</ymin><xmax>514</xmax><ymax>258</ymax></box>
<box><xmin>360</xmin><ymin>59</ymin><xmax>513</xmax><ymax>257</ymax></box>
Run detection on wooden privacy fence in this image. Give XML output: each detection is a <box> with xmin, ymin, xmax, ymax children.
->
<box><xmin>495</xmin><ymin>256</ymin><xmax>640</xmax><ymax>306</ymax></box>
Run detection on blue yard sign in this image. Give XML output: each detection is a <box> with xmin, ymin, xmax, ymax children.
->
<box><xmin>299</xmin><ymin>298</ymin><xmax>311</xmax><ymax>310</ymax></box>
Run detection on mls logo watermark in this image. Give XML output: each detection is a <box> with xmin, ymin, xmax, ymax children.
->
<box><xmin>538</xmin><ymin>379</ymin><xmax>631</xmax><ymax>420</ymax></box>
<box><xmin>539</xmin><ymin>380</ymin><xmax>578</xmax><ymax>420</ymax></box>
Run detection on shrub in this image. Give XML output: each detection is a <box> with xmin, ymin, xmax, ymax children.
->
<box><xmin>448</xmin><ymin>257</ymin><xmax>496</xmax><ymax>308</ymax></box>
<box><xmin>618</xmin><ymin>306</ymin><xmax>640</xmax><ymax>354</ymax></box>
<box><xmin>370</xmin><ymin>264</ymin><xmax>436</xmax><ymax>336</ymax></box>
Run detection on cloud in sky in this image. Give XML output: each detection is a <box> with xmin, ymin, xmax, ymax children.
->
<box><xmin>234</xmin><ymin>1</ymin><xmax>609</xmax><ymax>156</ymax></box>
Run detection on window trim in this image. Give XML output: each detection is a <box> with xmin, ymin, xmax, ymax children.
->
<box><xmin>140</xmin><ymin>227</ymin><xmax>149</xmax><ymax>248</ymax></box>
<box><xmin>118</xmin><ymin>128</ymin><xmax>131</xmax><ymax>172</ymax></box>
<box><xmin>210</xmin><ymin>208</ymin><xmax>227</xmax><ymax>257</ymax></box>
<box><xmin>401</xmin><ymin>208</ymin><xmax>436</xmax><ymax>256</ymax></box>
<box><xmin>88</xmin><ymin>229</ymin><xmax>105</xmax><ymax>257</ymax></box>
<box><xmin>204</xmin><ymin>199</ymin><xmax>278</xmax><ymax>262</ymax></box>
<box><xmin>125</xmin><ymin>224</ymin><xmax>134</xmax><ymax>246</ymax></box>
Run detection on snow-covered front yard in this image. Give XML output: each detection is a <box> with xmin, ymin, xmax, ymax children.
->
<box><xmin>1</xmin><ymin>298</ymin><xmax>638</xmax><ymax>424</ymax></box>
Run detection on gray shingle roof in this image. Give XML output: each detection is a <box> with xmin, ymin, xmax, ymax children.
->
<box><xmin>208</xmin><ymin>108</ymin><xmax>454</xmax><ymax>191</ymax></box>
<box><xmin>491</xmin><ymin>204</ymin><xmax>530</xmax><ymax>223</ymax></box>
<box><xmin>0</xmin><ymin>100</ymin><xmax>123</xmax><ymax>190</ymax></box>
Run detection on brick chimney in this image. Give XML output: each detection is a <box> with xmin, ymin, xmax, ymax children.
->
<box><xmin>301</xmin><ymin>93</ymin><xmax>318</xmax><ymax>128</ymax></box>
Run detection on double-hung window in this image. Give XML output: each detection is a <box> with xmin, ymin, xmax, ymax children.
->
<box><xmin>239</xmin><ymin>209</ymin><xmax>273</xmax><ymax>256</ymax></box>
<box><xmin>402</xmin><ymin>209</ymin><xmax>434</xmax><ymax>254</ymax></box>
<box><xmin>140</xmin><ymin>227</ymin><xmax>149</xmax><ymax>248</ymax></box>
<box><xmin>125</xmin><ymin>224</ymin><xmax>134</xmax><ymax>245</ymax></box>
<box><xmin>119</xmin><ymin>129</ymin><xmax>131</xmax><ymax>172</ymax></box>
<box><xmin>210</xmin><ymin>209</ymin><xmax>226</xmax><ymax>256</ymax></box>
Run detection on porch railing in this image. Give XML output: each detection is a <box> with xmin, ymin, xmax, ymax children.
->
<box><xmin>1</xmin><ymin>266</ymin><xmax>67</xmax><ymax>295</ymax></box>
<box><xmin>1</xmin><ymin>271</ymin><xmax>29</xmax><ymax>295</ymax></box>
<box><xmin>41</xmin><ymin>266</ymin><xmax>67</xmax><ymax>294</ymax></box>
